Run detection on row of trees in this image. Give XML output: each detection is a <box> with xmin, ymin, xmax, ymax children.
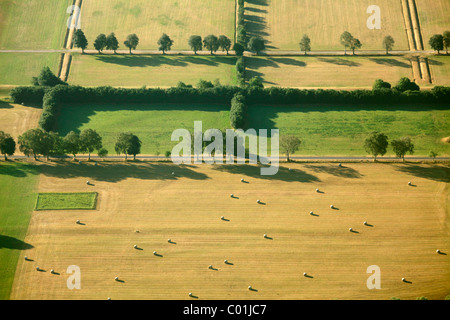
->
<box><xmin>280</xmin><ymin>132</ymin><xmax>441</xmax><ymax>162</ymax></box>
<box><xmin>299</xmin><ymin>33</ymin><xmax>395</xmax><ymax>55</ymax></box>
<box><xmin>1</xmin><ymin>128</ymin><xmax>143</xmax><ymax>161</ymax></box>
<box><xmin>74</xmin><ymin>30</ymin><xmax>141</xmax><ymax>54</ymax></box>
<box><xmin>364</xmin><ymin>132</ymin><xmax>415</xmax><ymax>161</ymax></box>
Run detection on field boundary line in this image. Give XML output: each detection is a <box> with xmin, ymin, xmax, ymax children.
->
<box><xmin>59</xmin><ymin>0</ymin><xmax>83</xmax><ymax>81</ymax></box>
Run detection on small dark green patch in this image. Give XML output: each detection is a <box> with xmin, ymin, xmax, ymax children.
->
<box><xmin>35</xmin><ymin>192</ymin><xmax>98</xmax><ymax>210</ymax></box>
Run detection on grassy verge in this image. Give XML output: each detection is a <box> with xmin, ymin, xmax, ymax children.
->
<box><xmin>0</xmin><ymin>162</ymin><xmax>39</xmax><ymax>300</ymax></box>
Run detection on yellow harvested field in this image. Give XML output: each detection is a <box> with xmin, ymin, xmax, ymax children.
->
<box><xmin>80</xmin><ymin>0</ymin><xmax>235</xmax><ymax>50</ymax></box>
<box><xmin>245</xmin><ymin>0</ymin><xmax>409</xmax><ymax>51</ymax></box>
<box><xmin>246</xmin><ymin>56</ymin><xmax>413</xmax><ymax>88</ymax></box>
<box><xmin>10</xmin><ymin>162</ymin><xmax>450</xmax><ymax>300</ymax></box>
<box><xmin>416</xmin><ymin>0</ymin><xmax>450</xmax><ymax>50</ymax></box>
<box><xmin>0</xmin><ymin>102</ymin><xmax>42</xmax><ymax>147</ymax></box>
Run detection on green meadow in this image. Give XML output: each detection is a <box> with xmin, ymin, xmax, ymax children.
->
<box><xmin>0</xmin><ymin>162</ymin><xmax>39</xmax><ymax>300</ymax></box>
<box><xmin>57</xmin><ymin>103</ymin><xmax>450</xmax><ymax>157</ymax></box>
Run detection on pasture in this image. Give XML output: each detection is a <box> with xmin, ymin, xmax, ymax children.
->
<box><xmin>0</xmin><ymin>53</ymin><xmax>61</xmax><ymax>86</ymax></box>
<box><xmin>57</xmin><ymin>103</ymin><xmax>231</xmax><ymax>156</ymax></box>
<box><xmin>0</xmin><ymin>0</ymin><xmax>71</xmax><ymax>49</ymax></box>
<box><xmin>68</xmin><ymin>54</ymin><xmax>237</xmax><ymax>87</ymax></box>
<box><xmin>0</xmin><ymin>162</ymin><xmax>39</xmax><ymax>300</ymax></box>
<box><xmin>245</xmin><ymin>56</ymin><xmax>414</xmax><ymax>88</ymax></box>
<box><xmin>245</xmin><ymin>0</ymin><xmax>409</xmax><ymax>51</ymax></box>
<box><xmin>8</xmin><ymin>162</ymin><xmax>450</xmax><ymax>300</ymax></box>
<box><xmin>80</xmin><ymin>0</ymin><xmax>235</xmax><ymax>50</ymax></box>
<box><xmin>56</xmin><ymin>103</ymin><xmax>450</xmax><ymax>157</ymax></box>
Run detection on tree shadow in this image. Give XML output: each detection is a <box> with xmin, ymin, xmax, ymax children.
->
<box><xmin>304</xmin><ymin>164</ymin><xmax>363</xmax><ymax>179</ymax></box>
<box><xmin>246</xmin><ymin>0</ymin><xmax>268</xmax><ymax>5</ymax></box>
<box><xmin>369</xmin><ymin>58</ymin><xmax>411</xmax><ymax>68</ymax></box>
<box><xmin>317</xmin><ymin>57</ymin><xmax>361</xmax><ymax>67</ymax></box>
<box><xmin>427</xmin><ymin>59</ymin><xmax>444</xmax><ymax>66</ymax></box>
<box><xmin>38</xmin><ymin>162</ymin><xmax>210</xmax><ymax>183</ymax></box>
<box><xmin>95</xmin><ymin>55</ymin><xmax>189</xmax><ymax>68</ymax></box>
<box><xmin>245</xmin><ymin>14</ymin><xmax>270</xmax><ymax>38</ymax></box>
<box><xmin>0</xmin><ymin>235</ymin><xmax>34</xmax><ymax>250</ymax></box>
<box><xmin>0</xmin><ymin>101</ymin><xmax>13</xmax><ymax>109</ymax></box>
<box><xmin>245</xmin><ymin>7</ymin><xmax>267</xmax><ymax>14</ymax></box>
<box><xmin>212</xmin><ymin>164</ymin><xmax>320</xmax><ymax>183</ymax></box>
<box><xmin>0</xmin><ymin>163</ymin><xmax>39</xmax><ymax>178</ymax></box>
<box><xmin>267</xmin><ymin>57</ymin><xmax>307</xmax><ymax>67</ymax></box>
<box><xmin>394</xmin><ymin>164</ymin><xmax>450</xmax><ymax>183</ymax></box>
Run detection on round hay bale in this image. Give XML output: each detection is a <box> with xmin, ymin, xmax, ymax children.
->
<box><xmin>263</xmin><ymin>234</ymin><xmax>267</xmax><ymax>238</ymax></box>
<box><xmin>402</xmin><ymin>278</ymin><xmax>406</xmax><ymax>282</ymax></box>
<box><xmin>36</xmin><ymin>266</ymin><xmax>40</xmax><ymax>271</ymax></box>
<box><xmin>24</xmin><ymin>256</ymin><xmax>28</xmax><ymax>261</ymax></box>
<box><xmin>76</xmin><ymin>220</ymin><xmax>80</xmax><ymax>224</ymax></box>
<box><xmin>316</xmin><ymin>188</ymin><xmax>319</xmax><ymax>193</ymax></box>
<box><xmin>50</xmin><ymin>269</ymin><xmax>54</xmax><ymax>274</ymax></box>
<box><xmin>338</xmin><ymin>163</ymin><xmax>342</xmax><ymax>167</ymax></box>
<box><xmin>86</xmin><ymin>181</ymin><xmax>89</xmax><ymax>184</ymax></box>
<box><xmin>363</xmin><ymin>221</ymin><xmax>367</xmax><ymax>225</ymax></box>
<box><xmin>208</xmin><ymin>265</ymin><xmax>213</xmax><ymax>269</ymax></box>
<box><xmin>168</xmin><ymin>239</ymin><xmax>171</xmax><ymax>243</ymax></box>
<box><xmin>241</xmin><ymin>178</ymin><xmax>244</xmax><ymax>182</ymax></box>
<box><xmin>134</xmin><ymin>245</ymin><xmax>138</xmax><ymax>249</ymax></box>
<box><xmin>135</xmin><ymin>230</ymin><xmax>139</xmax><ymax>233</ymax></box>
<box><xmin>408</xmin><ymin>182</ymin><xmax>412</xmax><ymax>186</ymax></box>
<box><xmin>310</xmin><ymin>211</ymin><xmax>314</xmax><ymax>215</ymax></box>
<box><xmin>257</xmin><ymin>199</ymin><xmax>261</xmax><ymax>204</ymax></box>
<box><xmin>330</xmin><ymin>205</ymin><xmax>334</xmax><ymax>209</ymax></box>
<box><xmin>436</xmin><ymin>249</ymin><xmax>440</xmax><ymax>254</ymax></box>
<box><xmin>153</xmin><ymin>251</ymin><xmax>157</xmax><ymax>255</ymax></box>
<box><xmin>224</xmin><ymin>259</ymin><xmax>228</xmax><ymax>264</ymax></box>
<box><xmin>107</xmin><ymin>298</ymin><xmax>111</xmax><ymax>300</ymax></box>
<box><xmin>248</xmin><ymin>286</ymin><xmax>252</xmax><ymax>290</ymax></box>
<box><xmin>349</xmin><ymin>228</ymin><xmax>353</xmax><ymax>232</ymax></box>
<box><xmin>221</xmin><ymin>216</ymin><xmax>224</xmax><ymax>220</ymax></box>
<box><xmin>189</xmin><ymin>292</ymin><xmax>193</xmax><ymax>297</ymax></box>
<box><xmin>303</xmin><ymin>272</ymin><xmax>307</xmax><ymax>277</ymax></box>
<box><xmin>230</xmin><ymin>194</ymin><xmax>234</xmax><ymax>198</ymax></box>
<box><xmin>115</xmin><ymin>277</ymin><xmax>119</xmax><ymax>281</ymax></box>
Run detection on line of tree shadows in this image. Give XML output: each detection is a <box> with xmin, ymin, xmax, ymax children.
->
<box><xmin>38</xmin><ymin>162</ymin><xmax>209</xmax><ymax>183</ymax></box>
<box><xmin>0</xmin><ymin>235</ymin><xmax>34</xmax><ymax>250</ymax></box>
<box><xmin>212</xmin><ymin>164</ymin><xmax>320</xmax><ymax>183</ymax></box>
<box><xmin>304</xmin><ymin>164</ymin><xmax>363</xmax><ymax>179</ymax></box>
<box><xmin>394</xmin><ymin>164</ymin><xmax>450</xmax><ymax>183</ymax></box>
<box><xmin>94</xmin><ymin>55</ymin><xmax>236</xmax><ymax>68</ymax></box>
<box><xmin>368</xmin><ymin>57</ymin><xmax>411</xmax><ymax>68</ymax></box>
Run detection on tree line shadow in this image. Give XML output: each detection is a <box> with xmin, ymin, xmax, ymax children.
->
<box><xmin>304</xmin><ymin>164</ymin><xmax>363</xmax><ymax>179</ymax></box>
<box><xmin>94</xmin><ymin>55</ymin><xmax>236</xmax><ymax>68</ymax></box>
<box><xmin>0</xmin><ymin>235</ymin><xmax>34</xmax><ymax>250</ymax></box>
<box><xmin>394</xmin><ymin>164</ymin><xmax>450</xmax><ymax>183</ymax></box>
<box><xmin>212</xmin><ymin>164</ymin><xmax>320</xmax><ymax>183</ymax></box>
<box><xmin>0</xmin><ymin>162</ymin><xmax>39</xmax><ymax>178</ymax></box>
<box><xmin>38</xmin><ymin>162</ymin><xmax>209</xmax><ymax>183</ymax></box>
